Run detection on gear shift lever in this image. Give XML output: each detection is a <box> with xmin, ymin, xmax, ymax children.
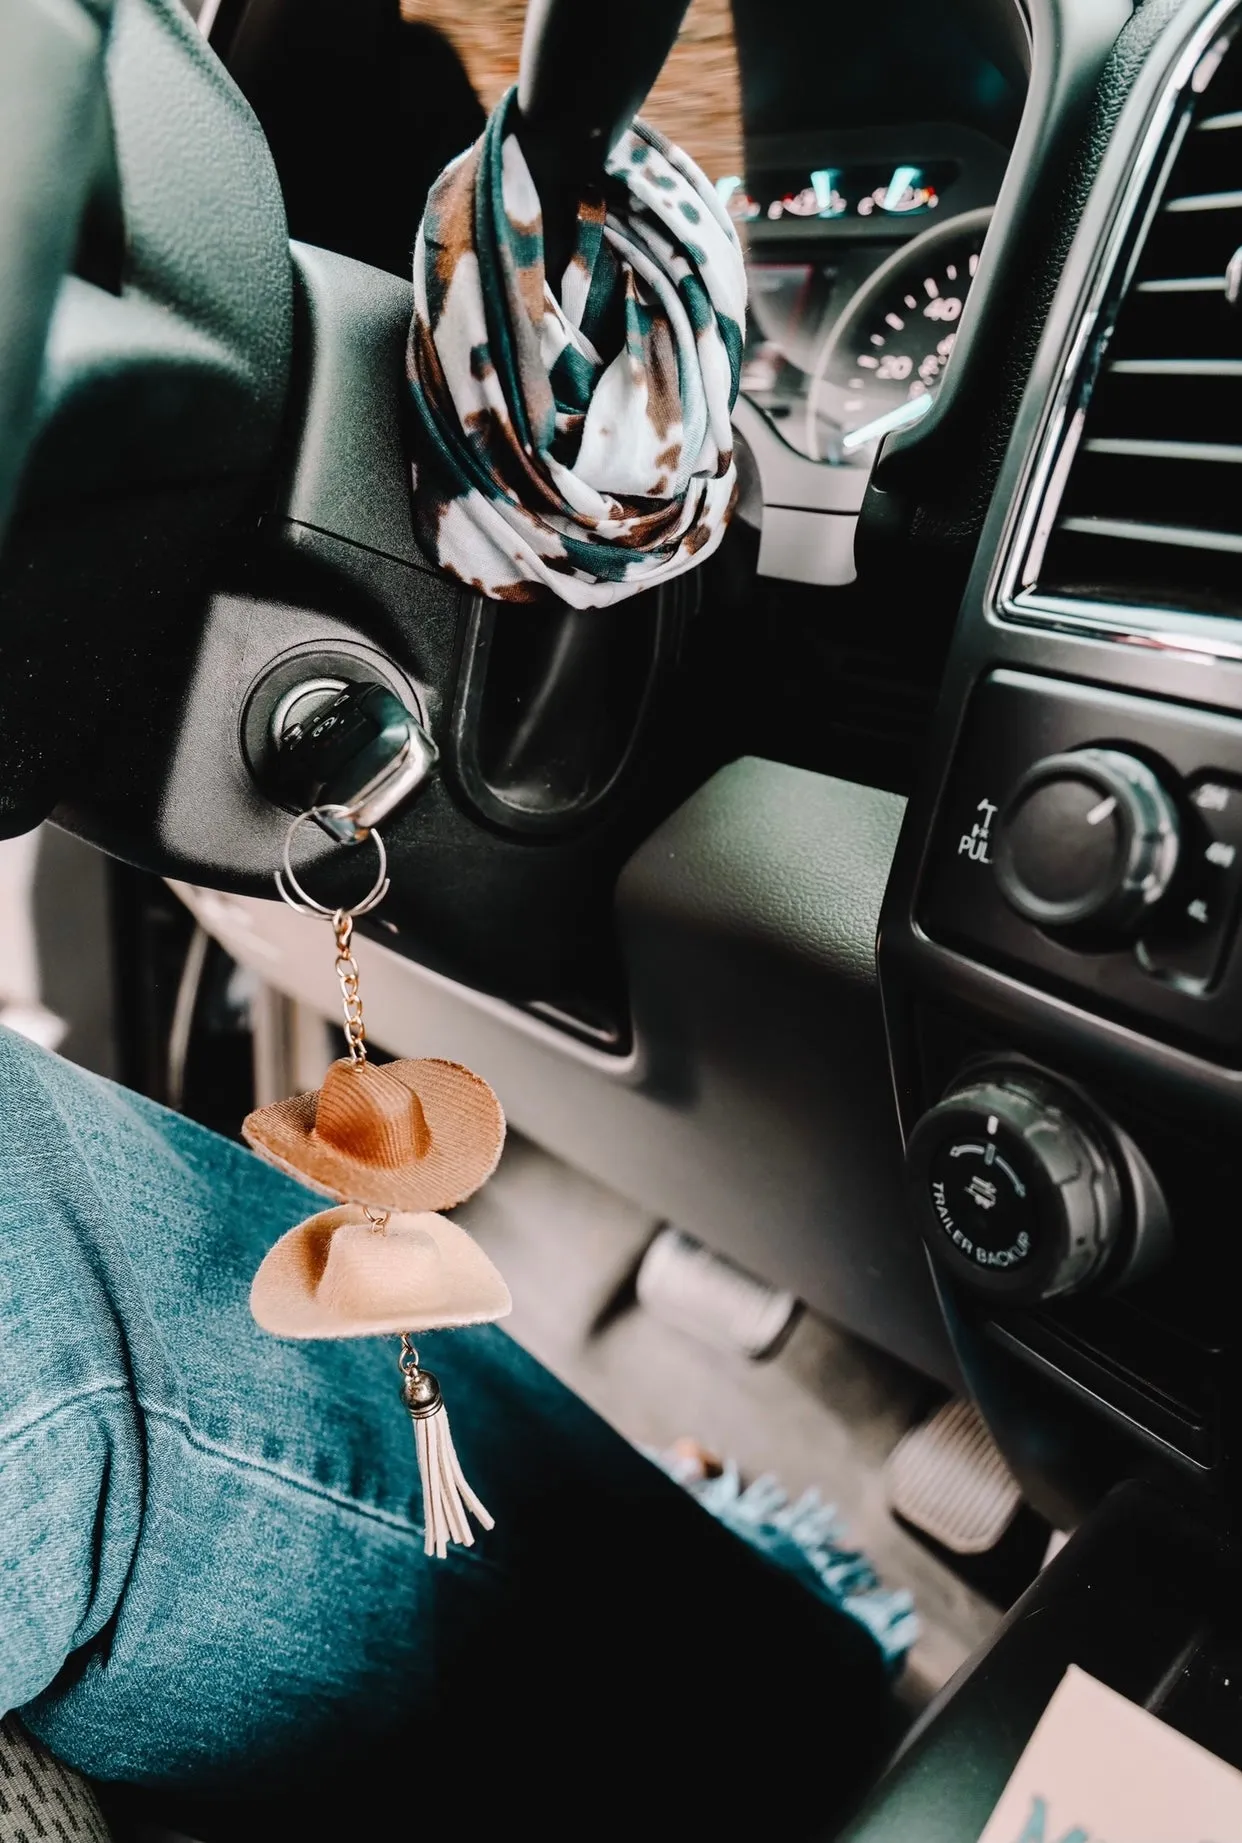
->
<box><xmin>515</xmin><ymin>0</ymin><xmax>694</xmax><ymax>283</ymax></box>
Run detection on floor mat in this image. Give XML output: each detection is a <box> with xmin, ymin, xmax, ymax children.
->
<box><xmin>456</xmin><ymin>1133</ymin><xmax>1001</xmax><ymax>1705</ymax></box>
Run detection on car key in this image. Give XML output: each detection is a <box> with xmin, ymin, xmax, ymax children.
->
<box><xmin>271</xmin><ymin>680</ymin><xmax>439</xmax><ymax>843</ymax></box>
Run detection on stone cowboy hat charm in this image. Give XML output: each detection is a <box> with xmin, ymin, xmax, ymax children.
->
<box><xmin>244</xmin><ymin>807</ymin><xmax>511</xmax><ymax>1559</ymax></box>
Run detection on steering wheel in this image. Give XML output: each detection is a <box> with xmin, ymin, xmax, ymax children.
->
<box><xmin>0</xmin><ymin>0</ymin><xmax>295</xmax><ymax>840</ymax></box>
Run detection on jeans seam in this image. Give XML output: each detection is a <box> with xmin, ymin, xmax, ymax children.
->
<box><xmin>0</xmin><ymin>1388</ymin><xmax>500</xmax><ymax>1578</ymax></box>
<box><xmin>140</xmin><ymin>1400</ymin><xmax>421</xmax><ymax>1533</ymax></box>
<box><xmin>139</xmin><ymin>1401</ymin><xmax>503</xmax><ymax>1576</ymax></box>
<box><xmin>0</xmin><ymin>1380</ymin><xmax>135</xmax><ymax>1448</ymax></box>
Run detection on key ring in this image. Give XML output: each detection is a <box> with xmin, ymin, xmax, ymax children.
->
<box><xmin>275</xmin><ymin>806</ymin><xmax>390</xmax><ymax>919</ymax></box>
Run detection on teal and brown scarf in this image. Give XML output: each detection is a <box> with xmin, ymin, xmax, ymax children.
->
<box><xmin>407</xmin><ymin>89</ymin><xmax>746</xmax><ymax>607</ymax></box>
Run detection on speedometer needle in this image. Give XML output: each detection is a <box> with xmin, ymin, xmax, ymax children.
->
<box><xmin>841</xmin><ymin>391</ymin><xmax>934</xmax><ymax>452</ymax></box>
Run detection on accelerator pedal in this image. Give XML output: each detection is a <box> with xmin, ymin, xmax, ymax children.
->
<box><xmin>635</xmin><ymin>1227</ymin><xmax>798</xmax><ymax>1359</ymax></box>
<box><xmin>885</xmin><ymin>1397</ymin><xmax>1021</xmax><ymax>1555</ymax></box>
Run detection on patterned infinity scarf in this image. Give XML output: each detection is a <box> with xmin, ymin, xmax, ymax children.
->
<box><xmin>407</xmin><ymin>89</ymin><xmax>746</xmax><ymax>608</ymax></box>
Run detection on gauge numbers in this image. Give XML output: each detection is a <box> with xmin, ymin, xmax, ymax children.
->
<box><xmin>806</xmin><ymin>209</ymin><xmax>992</xmax><ymax>462</ymax></box>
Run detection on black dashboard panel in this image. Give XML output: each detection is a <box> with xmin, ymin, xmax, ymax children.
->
<box><xmin>880</xmin><ymin>0</ymin><xmax>1242</xmax><ymax>1522</ymax></box>
<box><xmin>918</xmin><ymin>671</ymin><xmax>1242</xmax><ymax>1059</ymax></box>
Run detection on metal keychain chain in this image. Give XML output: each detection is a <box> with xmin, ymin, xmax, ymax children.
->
<box><xmin>276</xmin><ymin>803</ymin><xmax>392</xmax><ymax>1226</ymax></box>
<box><xmin>332</xmin><ymin>909</ymin><xmax>367</xmax><ymax>1064</ymax></box>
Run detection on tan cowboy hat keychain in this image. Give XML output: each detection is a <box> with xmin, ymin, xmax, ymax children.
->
<box><xmin>243</xmin><ymin>804</ymin><xmax>511</xmax><ymax>1558</ymax></box>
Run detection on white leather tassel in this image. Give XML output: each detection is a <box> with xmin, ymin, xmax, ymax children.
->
<box><xmin>400</xmin><ymin>1338</ymin><xmax>494</xmax><ymax>1559</ymax></box>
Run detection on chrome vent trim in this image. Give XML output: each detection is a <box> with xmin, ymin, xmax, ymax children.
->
<box><xmin>996</xmin><ymin>0</ymin><xmax>1242</xmax><ymax>657</ymax></box>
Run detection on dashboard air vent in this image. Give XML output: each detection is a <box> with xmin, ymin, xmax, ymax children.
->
<box><xmin>1018</xmin><ymin>21</ymin><xmax>1242</xmax><ymax>624</ymax></box>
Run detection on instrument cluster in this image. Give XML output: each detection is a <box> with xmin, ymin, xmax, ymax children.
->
<box><xmin>735</xmin><ymin>130</ymin><xmax>1005</xmax><ymax>467</ymax></box>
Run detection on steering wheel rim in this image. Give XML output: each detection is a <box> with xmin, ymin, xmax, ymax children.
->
<box><xmin>0</xmin><ymin>0</ymin><xmax>115</xmax><ymax>547</ymax></box>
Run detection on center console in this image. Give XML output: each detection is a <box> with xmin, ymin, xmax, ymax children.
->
<box><xmin>837</xmin><ymin>1478</ymin><xmax>1242</xmax><ymax>1841</ymax></box>
<box><xmin>879</xmin><ymin>0</ymin><xmax>1242</xmax><ymax>1526</ymax></box>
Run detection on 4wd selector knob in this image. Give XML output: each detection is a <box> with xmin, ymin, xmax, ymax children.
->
<box><xmin>994</xmin><ymin>748</ymin><xmax>1179</xmax><ymax>935</ymax></box>
<box><xmin>906</xmin><ymin>1071</ymin><xmax>1126</xmax><ymax>1304</ymax></box>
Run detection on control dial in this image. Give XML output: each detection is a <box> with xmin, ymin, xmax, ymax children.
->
<box><xmin>906</xmin><ymin>1071</ymin><xmax>1126</xmax><ymax>1304</ymax></box>
<box><xmin>994</xmin><ymin>748</ymin><xmax>1179</xmax><ymax>935</ymax></box>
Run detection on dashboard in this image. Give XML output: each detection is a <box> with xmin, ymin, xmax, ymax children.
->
<box><xmin>24</xmin><ymin>0</ymin><xmax>1242</xmax><ymax>1552</ymax></box>
<box><xmin>135</xmin><ymin>0</ymin><xmax>1242</xmax><ymax>1669</ymax></box>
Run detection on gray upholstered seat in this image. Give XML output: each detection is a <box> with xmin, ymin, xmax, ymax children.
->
<box><xmin>0</xmin><ymin>1716</ymin><xmax>112</xmax><ymax>1843</ymax></box>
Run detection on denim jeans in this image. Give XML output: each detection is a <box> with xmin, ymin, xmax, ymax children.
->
<box><xmin>0</xmin><ymin>1026</ymin><xmax>892</xmax><ymax>1837</ymax></box>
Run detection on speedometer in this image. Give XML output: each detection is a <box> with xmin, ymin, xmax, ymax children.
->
<box><xmin>805</xmin><ymin>208</ymin><xmax>991</xmax><ymax>462</ymax></box>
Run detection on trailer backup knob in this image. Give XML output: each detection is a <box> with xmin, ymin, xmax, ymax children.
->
<box><xmin>906</xmin><ymin>1071</ymin><xmax>1127</xmax><ymax>1305</ymax></box>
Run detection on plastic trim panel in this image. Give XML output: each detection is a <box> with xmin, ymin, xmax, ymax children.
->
<box><xmin>179</xmin><ymin>758</ymin><xmax>960</xmax><ymax>1385</ymax></box>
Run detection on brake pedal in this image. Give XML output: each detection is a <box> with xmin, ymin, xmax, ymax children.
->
<box><xmin>635</xmin><ymin>1227</ymin><xmax>798</xmax><ymax>1358</ymax></box>
<box><xmin>885</xmin><ymin>1397</ymin><xmax>1021</xmax><ymax>1555</ymax></box>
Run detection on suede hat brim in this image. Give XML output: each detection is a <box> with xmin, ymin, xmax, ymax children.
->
<box><xmin>250</xmin><ymin>1205</ymin><xmax>513</xmax><ymax>1339</ymax></box>
<box><xmin>242</xmin><ymin>1057</ymin><xmax>505</xmax><ymax>1213</ymax></box>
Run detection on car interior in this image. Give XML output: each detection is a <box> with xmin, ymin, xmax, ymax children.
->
<box><xmin>6</xmin><ymin>0</ymin><xmax>1242</xmax><ymax>1832</ymax></box>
